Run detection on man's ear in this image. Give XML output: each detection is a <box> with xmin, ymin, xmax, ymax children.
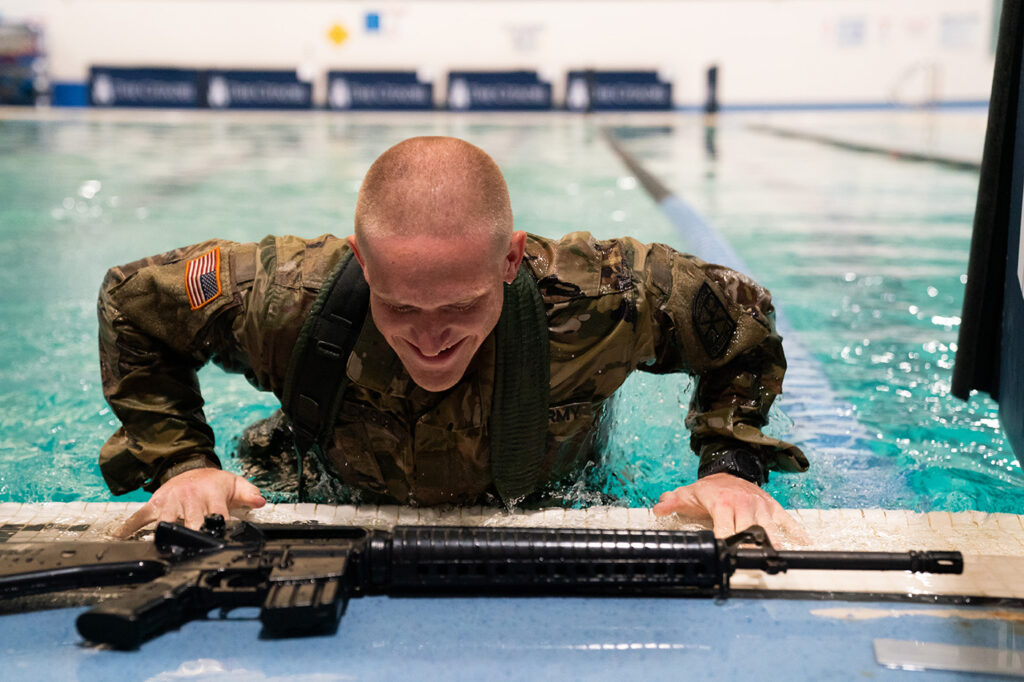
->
<box><xmin>347</xmin><ymin>234</ymin><xmax>368</xmax><ymax>272</ymax></box>
<box><xmin>503</xmin><ymin>231</ymin><xmax>527</xmax><ymax>283</ymax></box>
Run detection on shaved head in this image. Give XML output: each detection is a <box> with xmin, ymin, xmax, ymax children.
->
<box><xmin>348</xmin><ymin>136</ymin><xmax>526</xmax><ymax>392</ymax></box>
<box><xmin>354</xmin><ymin>136</ymin><xmax>513</xmax><ymax>255</ymax></box>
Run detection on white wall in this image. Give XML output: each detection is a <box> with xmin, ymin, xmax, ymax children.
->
<box><xmin>0</xmin><ymin>0</ymin><xmax>997</xmax><ymax>107</ymax></box>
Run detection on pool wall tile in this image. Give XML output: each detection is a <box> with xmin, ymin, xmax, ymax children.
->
<box><xmin>926</xmin><ymin>511</ymin><xmax>954</xmax><ymax>531</ymax></box>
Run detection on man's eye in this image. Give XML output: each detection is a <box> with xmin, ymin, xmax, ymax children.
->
<box><xmin>386</xmin><ymin>304</ymin><xmax>414</xmax><ymax>314</ymax></box>
<box><xmin>450</xmin><ymin>303</ymin><xmax>476</xmax><ymax>312</ymax></box>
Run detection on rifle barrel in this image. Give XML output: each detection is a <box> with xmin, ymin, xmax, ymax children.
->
<box><xmin>734</xmin><ymin>549</ymin><xmax>963</xmax><ymax>574</ymax></box>
<box><xmin>373</xmin><ymin>526</ymin><xmax>964</xmax><ymax>592</ymax></box>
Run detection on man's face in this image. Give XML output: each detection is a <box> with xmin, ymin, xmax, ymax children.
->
<box><xmin>350</xmin><ymin>230</ymin><xmax>523</xmax><ymax>392</ymax></box>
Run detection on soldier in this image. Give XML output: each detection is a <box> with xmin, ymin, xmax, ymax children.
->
<box><xmin>100</xmin><ymin>136</ymin><xmax>809</xmax><ymax>539</ymax></box>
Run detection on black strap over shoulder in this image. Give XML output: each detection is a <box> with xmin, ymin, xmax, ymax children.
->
<box><xmin>490</xmin><ymin>265</ymin><xmax>550</xmax><ymax>504</ymax></box>
<box><xmin>282</xmin><ymin>252</ymin><xmax>369</xmax><ymax>460</ymax></box>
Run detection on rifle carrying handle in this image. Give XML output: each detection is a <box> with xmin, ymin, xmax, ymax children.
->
<box><xmin>76</xmin><ymin>576</ymin><xmax>198</xmax><ymax>649</ymax></box>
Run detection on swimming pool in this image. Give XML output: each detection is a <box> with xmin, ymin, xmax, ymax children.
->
<box><xmin>0</xmin><ymin>108</ymin><xmax>1019</xmax><ymax>514</ymax></box>
<box><xmin>609</xmin><ymin>110</ymin><xmax>1020</xmax><ymax>513</ymax></box>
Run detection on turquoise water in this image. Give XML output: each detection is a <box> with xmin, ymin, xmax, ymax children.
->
<box><xmin>0</xmin><ymin>111</ymin><xmax>1019</xmax><ymax>512</ymax></box>
<box><xmin>610</xmin><ymin>112</ymin><xmax>1022</xmax><ymax>512</ymax></box>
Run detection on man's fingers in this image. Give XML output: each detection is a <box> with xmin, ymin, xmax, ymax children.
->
<box><xmin>182</xmin><ymin>498</ymin><xmax>206</xmax><ymax>531</ymax></box>
<box><xmin>773</xmin><ymin>508</ymin><xmax>811</xmax><ymax>545</ymax></box>
<box><xmin>115</xmin><ymin>504</ymin><xmax>159</xmax><ymax>538</ymax></box>
<box><xmin>651</xmin><ymin>491</ymin><xmax>677</xmax><ymax>517</ymax></box>
<box><xmin>750</xmin><ymin>508</ymin><xmax>786</xmax><ymax>545</ymax></box>
<box><xmin>709</xmin><ymin>504</ymin><xmax>737</xmax><ymax>538</ymax></box>
<box><xmin>653</xmin><ymin>475</ymin><xmax>804</xmax><ymax>544</ymax></box>
<box><xmin>651</xmin><ymin>489</ymin><xmax>712</xmax><ymax>520</ymax></box>
<box><xmin>116</xmin><ymin>469</ymin><xmax>264</xmax><ymax>536</ymax></box>
<box><xmin>156</xmin><ymin>504</ymin><xmax>184</xmax><ymax>526</ymax></box>
<box><xmin>231</xmin><ymin>479</ymin><xmax>266</xmax><ymax>510</ymax></box>
<box><xmin>733</xmin><ymin>505</ymin><xmax>757</xmax><ymax>537</ymax></box>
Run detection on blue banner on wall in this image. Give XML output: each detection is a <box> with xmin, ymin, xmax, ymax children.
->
<box><xmin>89</xmin><ymin>67</ymin><xmax>201</xmax><ymax>108</ymax></box>
<box><xmin>327</xmin><ymin>71</ymin><xmax>433</xmax><ymax>110</ymax></box>
<box><xmin>203</xmin><ymin>70</ymin><xmax>311</xmax><ymax>110</ymax></box>
<box><xmin>565</xmin><ymin>71</ymin><xmax>673</xmax><ymax>112</ymax></box>
<box><xmin>446</xmin><ymin>71</ymin><xmax>552</xmax><ymax>111</ymax></box>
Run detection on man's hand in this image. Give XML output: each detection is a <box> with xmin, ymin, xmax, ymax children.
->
<box><xmin>116</xmin><ymin>468</ymin><xmax>266</xmax><ymax>538</ymax></box>
<box><xmin>652</xmin><ymin>473</ymin><xmax>808</xmax><ymax>543</ymax></box>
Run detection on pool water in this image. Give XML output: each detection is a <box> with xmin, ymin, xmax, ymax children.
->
<box><xmin>610</xmin><ymin>111</ymin><xmax>1021</xmax><ymax>512</ymax></box>
<box><xmin>0</xmin><ymin>110</ymin><xmax>1019</xmax><ymax>513</ymax></box>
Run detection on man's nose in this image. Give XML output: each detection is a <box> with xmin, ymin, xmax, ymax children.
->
<box><xmin>411</xmin><ymin>318</ymin><xmax>451</xmax><ymax>353</ymax></box>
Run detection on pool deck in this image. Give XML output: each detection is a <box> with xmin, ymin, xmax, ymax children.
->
<box><xmin>2</xmin><ymin>503</ymin><xmax>1023</xmax><ymax>680</ymax></box>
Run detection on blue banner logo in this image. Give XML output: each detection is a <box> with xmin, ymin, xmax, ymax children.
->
<box><xmin>565</xmin><ymin>71</ymin><xmax>673</xmax><ymax>111</ymax></box>
<box><xmin>446</xmin><ymin>71</ymin><xmax>552</xmax><ymax>111</ymax></box>
<box><xmin>327</xmin><ymin>71</ymin><xmax>433</xmax><ymax>110</ymax></box>
<box><xmin>90</xmin><ymin>67</ymin><xmax>200</xmax><ymax>108</ymax></box>
<box><xmin>203</xmin><ymin>70</ymin><xmax>311</xmax><ymax>110</ymax></box>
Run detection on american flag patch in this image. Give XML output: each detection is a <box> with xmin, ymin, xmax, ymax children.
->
<box><xmin>185</xmin><ymin>247</ymin><xmax>222</xmax><ymax>310</ymax></box>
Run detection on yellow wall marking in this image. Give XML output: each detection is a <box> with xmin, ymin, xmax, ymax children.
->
<box><xmin>327</xmin><ymin>23</ymin><xmax>349</xmax><ymax>46</ymax></box>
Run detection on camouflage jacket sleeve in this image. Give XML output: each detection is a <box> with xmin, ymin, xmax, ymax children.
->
<box><xmin>97</xmin><ymin>235</ymin><xmax>340</xmax><ymax>494</ymax></box>
<box><xmin>634</xmin><ymin>239</ymin><xmax>809</xmax><ymax>478</ymax></box>
<box><xmin>528</xmin><ymin>232</ymin><xmax>808</xmax><ymax>481</ymax></box>
<box><xmin>97</xmin><ymin>239</ymin><xmax>249</xmax><ymax>493</ymax></box>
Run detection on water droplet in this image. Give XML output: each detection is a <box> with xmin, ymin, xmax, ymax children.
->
<box><xmin>616</xmin><ymin>176</ymin><xmax>637</xmax><ymax>191</ymax></box>
<box><xmin>78</xmin><ymin>180</ymin><xmax>101</xmax><ymax>199</ymax></box>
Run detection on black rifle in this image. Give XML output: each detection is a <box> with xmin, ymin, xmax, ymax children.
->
<box><xmin>0</xmin><ymin>515</ymin><xmax>962</xmax><ymax>649</ymax></box>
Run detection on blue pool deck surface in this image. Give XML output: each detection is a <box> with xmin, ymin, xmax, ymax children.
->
<box><xmin>6</xmin><ymin>596</ymin><xmax>1023</xmax><ymax>681</ymax></box>
<box><xmin>3</xmin><ymin>500</ymin><xmax>1024</xmax><ymax>680</ymax></box>
<box><xmin>2</xmin><ymin>106</ymin><xmax>1023</xmax><ymax>679</ymax></box>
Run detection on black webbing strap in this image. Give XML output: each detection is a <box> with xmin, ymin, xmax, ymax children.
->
<box><xmin>282</xmin><ymin>252</ymin><xmax>369</xmax><ymax>482</ymax></box>
<box><xmin>490</xmin><ymin>265</ymin><xmax>550</xmax><ymax>505</ymax></box>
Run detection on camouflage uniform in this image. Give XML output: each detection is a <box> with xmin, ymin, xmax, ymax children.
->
<box><xmin>98</xmin><ymin>232</ymin><xmax>808</xmax><ymax>505</ymax></box>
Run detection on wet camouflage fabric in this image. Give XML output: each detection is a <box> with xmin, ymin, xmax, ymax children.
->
<box><xmin>98</xmin><ymin>232</ymin><xmax>809</xmax><ymax>504</ymax></box>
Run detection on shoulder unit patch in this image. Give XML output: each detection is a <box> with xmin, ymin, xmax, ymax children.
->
<box><xmin>185</xmin><ymin>247</ymin><xmax>222</xmax><ymax>310</ymax></box>
<box><xmin>693</xmin><ymin>282</ymin><xmax>735</xmax><ymax>359</ymax></box>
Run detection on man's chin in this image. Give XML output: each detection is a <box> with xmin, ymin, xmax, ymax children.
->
<box><xmin>408</xmin><ymin>371</ymin><xmax>461</xmax><ymax>392</ymax></box>
<box><xmin>403</xmin><ymin>361</ymin><xmax>467</xmax><ymax>393</ymax></box>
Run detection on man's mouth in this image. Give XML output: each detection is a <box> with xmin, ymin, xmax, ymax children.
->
<box><xmin>411</xmin><ymin>338</ymin><xmax>465</xmax><ymax>362</ymax></box>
